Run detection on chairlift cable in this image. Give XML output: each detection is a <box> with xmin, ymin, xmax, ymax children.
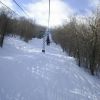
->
<box><xmin>0</xmin><ymin>0</ymin><xmax>20</xmax><ymax>16</ymax></box>
<box><xmin>13</xmin><ymin>0</ymin><xmax>29</xmax><ymax>18</ymax></box>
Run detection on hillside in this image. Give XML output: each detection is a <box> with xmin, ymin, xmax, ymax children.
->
<box><xmin>0</xmin><ymin>37</ymin><xmax>100</xmax><ymax>100</ymax></box>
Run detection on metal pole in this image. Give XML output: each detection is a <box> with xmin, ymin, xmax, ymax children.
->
<box><xmin>42</xmin><ymin>0</ymin><xmax>50</xmax><ymax>53</ymax></box>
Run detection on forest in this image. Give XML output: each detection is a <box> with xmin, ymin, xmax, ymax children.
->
<box><xmin>0</xmin><ymin>8</ymin><xmax>45</xmax><ymax>47</ymax></box>
<box><xmin>52</xmin><ymin>8</ymin><xmax>100</xmax><ymax>75</ymax></box>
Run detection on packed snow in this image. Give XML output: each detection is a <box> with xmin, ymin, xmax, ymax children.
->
<box><xmin>0</xmin><ymin>37</ymin><xmax>100</xmax><ymax>100</ymax></box>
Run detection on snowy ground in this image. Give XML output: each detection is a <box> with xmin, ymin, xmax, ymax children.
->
<box><xmin>0</xmin><ymin>37</ymin><xmax>100</xmax><ymax>100</ymax></box>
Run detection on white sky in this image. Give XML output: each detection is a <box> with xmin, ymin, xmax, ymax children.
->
<box><xmin>25</xmin><ymin>0</ymin><xmax>74</xmax><ymax>27</ymax></box>
<box><xmin>0</xmin><ymin>0</ymin><xmax>99</xmax><ymax>27</ymax></box>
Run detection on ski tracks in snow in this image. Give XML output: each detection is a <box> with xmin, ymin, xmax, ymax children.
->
<box><xmin>0</xmin><ymin>37</ymin><xmax>100</xmax><ymax>100</ymax></box>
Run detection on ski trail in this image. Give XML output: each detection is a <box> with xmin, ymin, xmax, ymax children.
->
<box><xmin>0</xmin><ymin>37</ymin><xmax>100</xmax><ymax>100</ymax></box>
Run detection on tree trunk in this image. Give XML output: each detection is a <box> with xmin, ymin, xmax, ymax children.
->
<box><xmin>90</xmin><ymin>31</ymin><xmax>97</xmax><ymax>75</ymax></box>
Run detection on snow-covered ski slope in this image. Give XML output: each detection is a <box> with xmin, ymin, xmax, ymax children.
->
<box><xmin>0</xmin><ymin>37</ymin><xmax>100</xmax><ymax>100</ymax></box>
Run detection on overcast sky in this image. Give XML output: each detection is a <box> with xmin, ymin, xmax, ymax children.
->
<box><xmin>0</xmin><ymin>0</ymin><xmax>99</xmax><ymax>27</ymax></box>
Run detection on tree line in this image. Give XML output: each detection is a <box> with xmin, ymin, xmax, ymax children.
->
<box><xmin>0</xmin><ymin>8</ymin><xmax>45</xmax><ymax>47</ymax></box>
<box><xmin>52</xmin><ymin>9</ymin><xmax>100</xmax><ymax>75</ymax></box>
